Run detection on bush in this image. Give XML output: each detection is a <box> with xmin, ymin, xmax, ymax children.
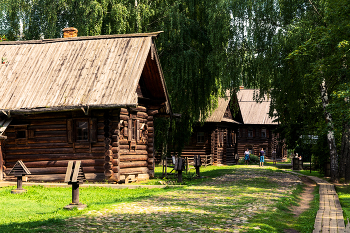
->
<box><xmin>249</xmin><ymin>154</ymin><xmax>260</xmax><ymax>163</ymax></box>
<box><xmin>239</xmin><ymin>154</ymin><xmax>260</xmax><ymax>164</ymax></box>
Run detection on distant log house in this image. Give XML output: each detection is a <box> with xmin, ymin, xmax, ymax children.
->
<box><xmin>182</xmin><ymin>93</ymin><xmax>240</xmax><ymax>166</ymax></box>
<box><xmin>0</xmin><ymin>28</ymin><xmax>171</xmax><ymax>182</ymax></box>
<box><xmin>180</xmin><ymin>88</ymin><xmax>286</xmax><ymax>166</ymax></box>
<box><xmin>235</xmin><ymin>88</ymin><xmax>287</xmax><ymax>159</ymax></box>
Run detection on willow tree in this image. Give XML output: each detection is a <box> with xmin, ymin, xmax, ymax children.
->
<box><xmin>2</xmin><ymin>0</ymin><xmax>238</xmax><ymax>156</ymax></box>
<box><xmin>229</xmin><ymin>0</ymin><xmax>350</xmax><ymax>181</ymax></box>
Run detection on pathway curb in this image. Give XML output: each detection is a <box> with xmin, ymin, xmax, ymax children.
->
<box><xmin>284</xmin><ymin>170</ymin><xmax>349</xmax><ymax>233</ymax></box>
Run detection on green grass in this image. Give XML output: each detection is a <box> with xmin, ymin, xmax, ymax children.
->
<box><xmin>336</xmin><ymin>185</ymin><xmax>350</xmax><ymax>223</ymax></box>
<box><xmin>0</xmin><ymin>166</ymin><xmax>321</xmax><ymax>232</ymax></box>
<box><xmin>0</xmin><ymin>185</ymin><xmax>168</xmax><ymax>232</ymax></box>
<box><xmin>288</xmin><ymin>169</ymin><xmax>324</xmax><ymax>178</ymax></box>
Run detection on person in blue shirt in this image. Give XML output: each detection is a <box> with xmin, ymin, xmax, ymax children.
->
<box><xmin>259</xmin><ymin>148</ymin><xmax>265</xmax><ymax>167</ymax></box>
<box><xmin>244</xmin><ymin>149</ymin><xmax>250</xmax><ymax>165</ymax></box>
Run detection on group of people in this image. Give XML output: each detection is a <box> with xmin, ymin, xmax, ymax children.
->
<box><xmin>244</xmin><ymin>148</ymin><xmax>277</xmax><ymax>166</ymax></box>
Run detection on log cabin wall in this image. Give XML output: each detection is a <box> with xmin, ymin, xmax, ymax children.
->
<box><xmin>106</xmin><ymin>106</ymin><xmax>153</xmax><ymax>182</ymax></box>
<box><xmin>181</xmin><ymin>127</ymin><xmax>212</xmax><ymax>165</ymax></box>
<box><xmin>3</xmin><ymin>106</ymin><xmax>156</xmax><ymax>182</ymax></box>
<box><xmin>3</xmin><ymin>110</ymin><xmax>106</xmax><ymax>182</ymax></box>
<box><xmin>182</xmin><ymin>123</ymin><xmax>237</xmax><ymax>166</ymax></box>
<box><xmin>236</xmin><ymin>125</ymin><xmax>277</xmax><ymax>159</ymax></box>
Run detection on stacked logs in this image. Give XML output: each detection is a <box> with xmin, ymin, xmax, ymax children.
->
<box><xmin>103</xmin><ymin>106</ymin><xmax>153</xmax><ymax>181</ymax></box>
<box><xmin>147</xmin><ymin>110</ymin><xmax>157</xmax><ymax>177</ymax></box>
<box><xmin>104</xmin><ymin>110</ymin><xmax>121</xmax><ymax>181</ymax></box>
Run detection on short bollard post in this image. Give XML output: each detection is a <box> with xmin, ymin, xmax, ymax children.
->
<box><xmin>7</xmin><ymin>160</ymin><xmax>31</xmax><ymax>194</ymax></box>
<box><xmin>64</xmin><ymin>161</ymin><xmax>87</xmax><ymax>210</ymax></box>
<box><xmin>194</xmin><ymin>155</ymin><xmax>202</xmax><ymax>178</ymax></box>
<box><xmin>174</xmin><ymin>157</ymin><xmax>184</xmax><ymax>183</ymax></box>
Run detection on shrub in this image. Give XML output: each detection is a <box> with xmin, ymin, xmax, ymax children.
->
<box><xmin>249</xmin><ymin>154</ymin><xmax>260</xmax><ymax>164</ymax></box>
<box><xmin>239</xmin><ymin>154</ymin><xmax>260</xmax><ymax>164</ymax></box>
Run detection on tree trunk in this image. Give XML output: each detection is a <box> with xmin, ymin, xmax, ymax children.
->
<box><xmin>320</xmin><ymin>80</ymin><xmax>338</xmax><ymax>181</ymax></box>
<box><xmin>341</xmin><ymin>123</ymin><xmax>350</xmax><ymax>181</ymax></box>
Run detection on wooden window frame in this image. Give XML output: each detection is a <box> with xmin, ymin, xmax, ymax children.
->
<box><xmin>248</xmin><ymin>129</ymin><xmax>253</xmax><ymax>138</ymax></box>
<box><xmin>261</xmin><ymin>128</ymin><xmax>267</xmax><ymax>138</ymax></box>
<box><xmin>197</xmin><ymin>132</ymin><xmax>205</xmax><ymax>144</ymax></box>
<box><xmin>67</xmin><ymin>118</ymin><xmax>97</xmax><ymax>143</ymax></box>
<box><xmin>14</xmin><ymin>125</ymin><xmax>29</xmax><ymax>145</ymax></box>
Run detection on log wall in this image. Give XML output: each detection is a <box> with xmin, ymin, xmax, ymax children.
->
<box><xmin>3</xmin><ymin>106</ymin><xmax>155</xmax><ymax>182</ymax></box>
<box><xmin>3</xmin><ymin>111</ymin><xmax>105</xmax><ymax>182</ymax></box>
<box><xmin>106</xmin><ymin>106</ymin><xmax>152</xmax><ymax>181</ymax></box>
<box><xmin>236</xmin><ymin>125</ymin><xmax>277</xmax><ymax>159</ymax></box>
<box><xmin>181</xmin><ymin>124</ymin><xmax>237</xmax><ymax>166</ymax></box>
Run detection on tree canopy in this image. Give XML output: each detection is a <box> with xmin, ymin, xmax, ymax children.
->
<box><xmin>2</xmin><ymin>0</ymin><xmax>350</xmax><ymax>179</ymax></box>
<box><xmin>229</xmin><ymin>0</ymin><xmax>350</xmax><ymax>180</ymax></box>
<box><xmin>1</xmin><ymin>0</ymin><xmax>238</xmax><ymax>155</ymax></box>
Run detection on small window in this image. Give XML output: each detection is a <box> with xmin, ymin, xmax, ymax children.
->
<box><xmin>16</xmin><ymin>130</ymin><xmax>26</xmax><ymax>139</ymax></box>
<box><xmin>197</xmin><ymin>132</ymin><xmax>205</xmax><ymax>143</ymax></box>
<box><xmin>261</xmin><ymin>128</ymin><xmax>267</xmax><ymax>138</ymax></box>
<box><xmin>248</xmin><ymin>129</ymin><xmax>253</xmax><ymax>138</ymax></box>
<box><xmin>76</xmin><ymin>121</ymin><xmax>89</xmax><ymax>141</ymax></box>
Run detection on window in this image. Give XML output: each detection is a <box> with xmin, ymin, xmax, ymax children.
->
<box><xmin>76</xmin><ymin>121</ymin><xmax>89</xmax><ymax>141</ymax></box>
<box><xmin>67</xmin><ymin>118</ymin><xmax>97</xmax><ymax>143</ymax></box>
<box><xmin>16</xmin><ymin>130</ymin><xmax>26</xmax><ymax>139</ymax></box>
<box><xmin>248</xmin><ymin>129</ymin><xmax>253</xmax><ymax>138</ymax></box>
<box><xmin>261</xmin><ymin>128</ymin><xmax>267</xmax><ymax>138</ymax></box>
<box><xmin>197</xmin><ymin>132</ymin><xmax>205</xmax><ymax>143</ymax></box>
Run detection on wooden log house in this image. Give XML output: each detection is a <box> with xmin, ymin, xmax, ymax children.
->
<box><xmin>182</xmin><ymin>87</ymin><xmax>287</xmax><ymax>166</ymax></box>
<box><xmin>235</xmin><ymin>87</ymin><xmax>287</xmax><ymax>159</ymax></box>
<box><xmin>182</xmin><ymin>94</ymin><xmax>240</xmax><ymax>165</ymax></box>
<box><xmin>0</xmin><ymin>28</ymin><xmax>171</xmax><ymax>182</ymax></box>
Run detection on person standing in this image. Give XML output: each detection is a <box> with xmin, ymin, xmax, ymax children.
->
<box><xmin>244</xmin><ymin>149</ymin><xmax>250</xmax><ymax>165</ymax></box>
<box><xmin>259</xmin><ymin>148</ymin><xmax>265</xmax><ymax>167</ymax></box>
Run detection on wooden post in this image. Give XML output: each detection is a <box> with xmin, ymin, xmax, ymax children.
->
<box><xmin>72</xmin><ymin>182</ymin><xmax>80</xmax><ymax>204</ymax></box>
<box><xmin>186</xmin><ymin>157</ymin><xmax>189</xmax><ymax>173</ymax></box>
<box><xmin>0</xmin><ymin>141</ymin><xmax>3</xmax><ymax>181</ymax></box>
<box><xmin>17</xmin><ymin>176</ymin><xmax>23</xmax><ymax>190</ymax></box>
<box><xmin>178</xmin><ymin>170</ymin><xmax>182</xmax><ymax>183</ymax></box>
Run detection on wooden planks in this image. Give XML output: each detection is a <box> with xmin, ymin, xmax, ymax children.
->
<box><xmin>0</xmin><ymin>35</ymin><xmax>157</xmax><ymax>112</ymax></box>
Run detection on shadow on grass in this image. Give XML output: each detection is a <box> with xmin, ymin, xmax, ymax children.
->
<box><xmin>1</xmin><ymin>166</ymin><xmax>314</xmax><ymax>232</ymax></box>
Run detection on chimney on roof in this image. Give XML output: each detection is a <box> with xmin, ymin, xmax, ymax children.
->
<box><xmin>239</xmin><ymin>86</ymin><xmax>244</xmax><ymax>89</ymax></box>
<box><xmin>62</xmin><ymin>27</ymin><xmax>78</xmax><ymax>38</ymax></box>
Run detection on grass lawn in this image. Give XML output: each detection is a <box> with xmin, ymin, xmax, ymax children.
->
<box><xmin>335</xmin><ymin>185</ymin><xmax>350</xmax><ymax>223</ymax></box>
<box><xmin>0</xmin><ymin>166</ymin><xmax>318</xmax><ymax>232</ymax></box>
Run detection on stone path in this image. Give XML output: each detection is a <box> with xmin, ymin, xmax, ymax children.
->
<box><xmin>286</xmin><ymin>171</ymin><xmax>350</xmax><ymax>233</ymax></box>
<box><xmin>307</xmin><ymin>176</ymin><xmax>349</xmax><ymax>233</ymax></box>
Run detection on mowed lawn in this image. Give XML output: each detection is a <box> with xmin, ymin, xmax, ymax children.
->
<box><xmin>0</xmin><ymin>166</ymin><xmax>319</xmax><ymax>232</ymax></box>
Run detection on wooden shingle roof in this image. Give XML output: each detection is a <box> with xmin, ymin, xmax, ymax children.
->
<box><xmin>237</xmin><ymin>89</ymin><xmax>277</xmax><ymax>125</ymax></box>
<box><xmin>206</xmin><ymin>94</ymin><xmax>240</xmax><ymax>124</ymax></box>
<box><xmin>0</xmin><ymin>32</ymin><xmax>169</xmax><ymax>114</ymax></box>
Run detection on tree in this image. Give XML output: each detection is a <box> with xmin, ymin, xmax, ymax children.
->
<box><xmin>1</xmin><ymin>0</ymin><xmax>238</xmax><ymax>157</ymax></box>
<box><xmin>229</xmin><ymin>0</ymin><xmax>350</xmax><ymax>181</ymax></box>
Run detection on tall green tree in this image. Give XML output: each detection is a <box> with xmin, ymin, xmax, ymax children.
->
<box><xmin>229</xmin><ymin>0</ymin><xmax>350</xmax><ymax>181</ymax></box>
<box><xmin>1</xmin><ymin>0</ymin><xmax>238</xmax><ymax>156</ymax></box>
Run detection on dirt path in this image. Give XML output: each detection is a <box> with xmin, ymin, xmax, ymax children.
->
<box><xmin>284</xmin><ymin>176</ymin><xmax>316</xmax><ymax>233</ymax></box>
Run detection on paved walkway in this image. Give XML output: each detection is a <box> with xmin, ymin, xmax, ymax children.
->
<box><xmin>286</xmin><ymin>171</ymin><xmax>350</xmax><ymax>233</ymax></box>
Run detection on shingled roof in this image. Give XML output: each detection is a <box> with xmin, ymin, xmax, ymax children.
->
<box><xmin>205</xmin><ymin>93</ymin><xmax>240</xmax><ymax>124</ymax></box>
<box><xmin>236</xmin><ymin>89</ymin><xmax>277</xmax><ymax>125</ymax></box>
<box><xmin>0</xmin><ymin>32</ymin><xmax>169</xmax><ymax>114</ymax></box>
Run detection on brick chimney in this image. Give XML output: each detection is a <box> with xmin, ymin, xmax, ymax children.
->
<box><xmin>239</xmin><ymin>86</ymin><xmax>244</xmax><ymax>89</ymax></box>
<box><xmin>62</xmin><ymin>27</ymin><xmax>78</xmax><ymax>38</ymax></box>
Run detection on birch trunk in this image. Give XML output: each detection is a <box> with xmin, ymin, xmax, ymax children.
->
<box><xmin>341</xmin><ymin>123</ymin><xmax>350</xmax><ymax>181</ymax></box>
<box><xmin>320</xmin><ymin>80</ymin><xmax>338</xmax><ymax>181</ymax></box>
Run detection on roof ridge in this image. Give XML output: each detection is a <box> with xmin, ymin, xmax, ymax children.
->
<box><xmin>0</xmin><ymin>31</ymin><xmax>163</xmax><ymax>45</ymax></box>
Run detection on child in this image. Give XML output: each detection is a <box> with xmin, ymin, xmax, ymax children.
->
<box><xmin>259</xmin><ymin>148</ymin><xmax>265</xmax><ymax>167</ymax></box>
<box><xmin>244</xmin><ymin>149</ymin><xmax>250</xmax><ymax>165</ymax></box>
